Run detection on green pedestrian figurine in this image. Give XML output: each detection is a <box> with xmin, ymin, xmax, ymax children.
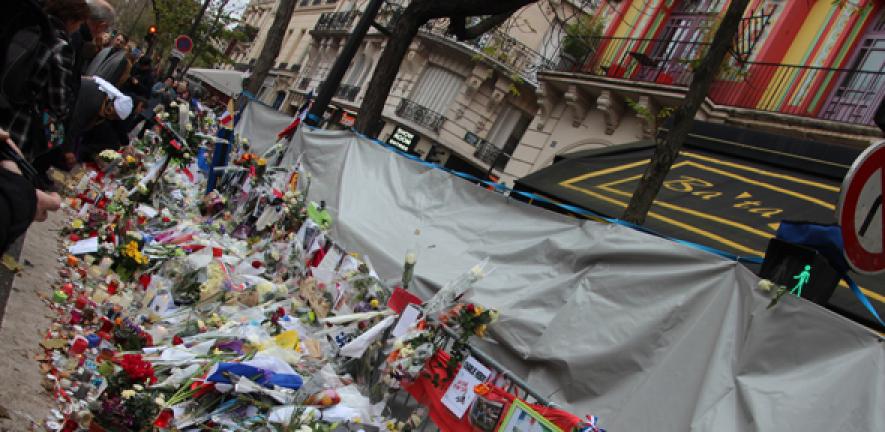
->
<box><xmin>790</xmin><ymin>265</ymin><xmax>812</xmax><ymax>297</ymax></box>
<box><xmin>767</xmin><ymin>265</ymin><xmax>812</xmax><ymax>309</ymax></box>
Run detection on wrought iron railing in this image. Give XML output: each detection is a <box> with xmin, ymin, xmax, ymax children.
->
<box><xmin>396</xmin><ymin>99</ymin><xmax>446</xmax><ymax>132</ymax></box>
<box><xmin>473</xmin><ymin>139</ymin><xmax>506</xmax><ymax>168</ymax></box>
<box><xmin>314</xmin><ymin>11</ymin><xmax>358</xmax><ymax>32</ymax></box>
<box><xmin>376</xmin><ymin>3</ymin><xmax>403</xmax><ymax>29</ymax></box>
<box><xmin>419</xmin><ymin>18</ymin><xmax>555</xmax><ymax>84</ymax></box>
<box><xmin>554</xmin><ymin>35</ymin><xmax>885</xmax><ymax>126</ymax></box>
<box><xmin>710</xmin><ymin>62</ymin><xmax>885</xmax><ymax>126</ymax></box>
<box><xmin>335</xmin><ymin>84</ymin><xmax>360</xmax><ymax>102</ymax></box>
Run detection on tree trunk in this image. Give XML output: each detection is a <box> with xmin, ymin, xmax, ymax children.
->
<box><xmin>353</xmin><ymin>0</ymin><xmax>535</xmax><ymax>137</ymax></box>
<box><xmin>622</xmin><ymin>0</ymin><xmax>751</xmax><ymax>224</ymax></box>
<box><xmin>188</xmin><ymin>0</ymin><xmax>213</xmax><ymax>39</ymax></box>
<box><xmin>183</xmin><ymin>0</ymin><xmax>231</xmax><ymax>74</ymax></box>
<box><xmin>243</xmin><ymin>0</ymin><xmax>297</xmax><ymax>98</ymax></box>
<box><xmin>353</xmin><ymin>13</ymin><xmax>423</xmax><ymax>137</ymax></box>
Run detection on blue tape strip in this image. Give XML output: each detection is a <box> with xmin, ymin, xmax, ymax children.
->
<box><xmin>349</xmin><ymin>128</ymin><xmax>764</xmax><ymax>265</ymax></box>
<box><xmin>845</xmin><ymin>276</ymin><xmax>885</xmax><ymax>328</ymax></box>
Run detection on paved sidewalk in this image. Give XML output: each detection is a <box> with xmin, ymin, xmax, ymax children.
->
<box><xmin>0</xmin><ymin>212</ymin><xmax>64</xmax><ymax>431</ymax></box>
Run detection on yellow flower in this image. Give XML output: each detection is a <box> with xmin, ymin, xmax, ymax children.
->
<box><xmin>125</xmin><ymin>155</ymin><xmax>137</xmax><ymax>164</ymax></box>
<box><xmin>71</xmin><ymin>219</ymin><xmax>84</xmax><ymax>229</ymax></box>
<box><xmin>257</xmin><ymin>157</ymin><xmax>267</xmax><ymax>167</ymax></box>
<box><xmin>473</xmin><ymin>305</ymin><xmax>483</xmax><ymax>317</ymax></box>
<box><xmin>121</xmin><ymin>389</ymin><xmax>136</xmax><ymax>399</ymax></box>
<box><xmin>369</xmin><ymin>299</ymin><xmax>380</xmax><ymax>309</ymax></box>
<box><xmin>475</xmin><ymin>324</ymin><xmax>487</xmax><ymax>338</ymax></box>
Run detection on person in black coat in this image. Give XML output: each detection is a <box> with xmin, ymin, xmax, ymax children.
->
<box><xmin>0</xmin><ymin>128</ymin><xmax>61</xmax><ymax>252</ymax></box>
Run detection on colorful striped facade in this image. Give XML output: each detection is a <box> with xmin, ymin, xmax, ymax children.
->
<box><xmin>585</xmin><ymin>0</ymin><xmax>885</xmax><ymax>125</ymax></box>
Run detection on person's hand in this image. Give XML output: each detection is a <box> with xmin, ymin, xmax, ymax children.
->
<box><xmin>0</xmin><ymin>128</ymin><xmax>23</xmax><ymax>175</ymax></box>
<box><xmin>34</xmin><ymin>190</ymin><xmax>61</xmax><ymax>222</ymax></box>
<box><xmin>1</xmin><ymin>128</ymin><xmax>62</xmax><ymax>222</ymax></box>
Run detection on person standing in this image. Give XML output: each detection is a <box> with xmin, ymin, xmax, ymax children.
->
<box><xmin>84</xmin><ymin>32</ymin><xmax>131</xmax><ymax>87</ymax></box>
<box><xmin>70</xmin><ymin>0</ymin><xmax>115</xmax><ymax>76</ymax></box>
<box><xmin>0</xmin><ymin>0</ymin><xmax>88</xmax><ymax>161</ymax></box>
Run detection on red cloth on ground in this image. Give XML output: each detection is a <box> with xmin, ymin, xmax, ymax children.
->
<box><xmin>405</xmin><ymin>351</ymin><xmax>583</xmax><ymax>432</ymax></box>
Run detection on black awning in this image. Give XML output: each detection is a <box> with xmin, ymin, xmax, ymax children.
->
<box><xmin>514</xmin><ymin>122</ymin><xmax>884</xmax><ymax>326</ymax></box>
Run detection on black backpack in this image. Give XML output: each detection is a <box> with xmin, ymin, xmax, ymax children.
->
<box><xmin>0</xmin><ymin>0</ymin><xmax>53</xmax><ymax>110</ymax></box>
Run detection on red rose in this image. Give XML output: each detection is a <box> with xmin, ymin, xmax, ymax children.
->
<box><xmin>465</xmin><ymin>304</ymin><xmax>476</xmax><ymax>315</ymax></box>
<box><xmin>118</xmin><ymin>354</ymin><xmax>157</xmax><ymax>384</ymax></box>
<box><xmin>172</xmin><ymin>335</ymin><xmax>184</xmax><ymax>345</ymax></box>
<box><xmin>154</xmin><ymin>410</ymin><xmax>174</xmax><ymax>428</ymax></box>
<box><xmin>139</xmin><ymin>274</ymin><xmax>152</xmax><ymax>290</ymax></box>
<box><xmin>251</xmin><ymin>260</ymin><xmax>263</xmax><ymax>269</ymax></box>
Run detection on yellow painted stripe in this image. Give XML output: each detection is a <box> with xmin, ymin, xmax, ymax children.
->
<box><xmin>561</xmin><ymin>159</ymin><xmax>650</xmax><ymax>185</ymax></box>
<box><xmin>678</xmin><ymin>133</ymin><xmax>851</xmax><ymax>171</ymax></box>
<box><xmin>680</xmin><ymin>161</ymin><xmax>836</xmax><ymax>210</ymax></box>
<box><xmin>839</xmin><ymin>280</ymin><xmax>885</xmax><ymax>305</ymax></box>
<box><xmin>560</xmin><ymin>182</ymin><xmax>764</xmax><ymax>255</ymax></box>
<box><xmin>682</xmin><ymin>152</ymin><xmax>842</xmax><ymax>193</ymax></box>
<box><xmin>598</xmin><ymin>184</ymin><xmax>776</xmax><ymax>239</ymax></box>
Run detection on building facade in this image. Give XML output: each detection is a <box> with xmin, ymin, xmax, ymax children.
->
<box><xmin>512</xmin><ymin>0</ymin><xmax>885</xmax><ymax>183</ymax></box>
<box><xmin>227</xmin><ymin>0</ymin><xmax>342</xmax><ymax>110</ymax></box>
<box><xmin>274</xmin><ymin>0</ymin><xmax>594</xmax><ymax>178</ymax></box>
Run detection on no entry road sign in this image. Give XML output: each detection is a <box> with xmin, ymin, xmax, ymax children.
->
<box><xmin>838</xmin><ymin>140</ymin><xmax>885</xmax><ymax>274</ymax></box>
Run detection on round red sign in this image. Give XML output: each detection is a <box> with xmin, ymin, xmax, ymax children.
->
<box><xmin>174</xmin><ymin>35</ymin><xmax>193</xmax><ymax>54</ymax></box>
<box><xmin>838</xmin><ymin>140</ymin><xmax>885</xmax><ymax>274</ymax></box>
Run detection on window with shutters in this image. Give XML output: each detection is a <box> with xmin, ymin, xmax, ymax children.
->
<box><xmin>410</xmin><ymin>66</ymin><xmax>464</xmax><ymax>115</ymax></box>
<box><xmin>475</xmin><ymin>104</ymin><xmax>532</xmax><ymax>169</ymax></box>
<box><xmin>396</xmin><ymin>65</ymin><xmax>463</xmax><ymax>131</ymax></box>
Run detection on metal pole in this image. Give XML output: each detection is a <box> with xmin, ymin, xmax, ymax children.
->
<box><xmin>304</xmin><ymin>0</ymin><xmax>386</xmax><ymax>126</ymax></box>
<box><xmin>166</xmin><ymin>56</ymin><xmax>182</xmax><ymax>79</ymax></box>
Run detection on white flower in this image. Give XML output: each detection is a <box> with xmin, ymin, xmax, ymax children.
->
<box><xmin>154</xmin><ymin>395</ymin><xmax>165</xmax><ymax>406</ymax></box>
<box><xmin>183</xmin><ymin>152</ymin><xmax>191</xmax><ymax>159</ymax></box>
<box><xmin>404</xmin><ymin>252</ymin><xmax>417</xmax><ymax>265</ymax></box>
<box><xmin>170</xmin><ymin>101</ymin><xmax>178</xmax><ymax>108</ymax></box>
<box><xmin>185</xmin><ymin>123</ymin><xmax>194</xmax><ymax>132</ymax></box>
<box><xmin>98</xmin><ymin>149</ymin><xmax>121</xmax><ymax>161</ymax></box>
<box><xmin>121</xmin><ymin>389</ymin><xmax>136</xmax><ymax>399</ymax></box>
<box><xmin>132</xmin><ymin>384</ymin><xmax>144</xmax><ymax>391</ymax></box>
<box><xmin>469</xmin><ymin>265</ymin><xmax>484</xmax><ymax>280</ymax></box>
<box><xmin>757</xmin><ymin>279</ymin><xmax>774</xmax><ymax>293</ymax></box>
<box><xmin>160</xmin><ymin>112</ymin><xmax>170</xmax><ymax>120</ymax></box>
<box><xmin>126</xmin><ymin>231</ymin><xmax>142</xmax><ymax>240</ymax></box>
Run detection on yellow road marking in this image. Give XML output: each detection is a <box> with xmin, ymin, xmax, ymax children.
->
<box><xmin>560</xmin><ymin>182</ymin><xmax>764</xmax><ymax>256</ymax></box>
<box><xmin>598</xmin><ymin>184</ymin><xmax>776</xmax><ymax>239</ymax></box>
<box><xmin>681</xmin><ymin>161</ymin><xmax>836</xmax><ymax>210</ymax></box>
<box><xmin>560</xmin><ymin>159</ymin><xmax>650</xmax><ymax>185</ymax></box>
<box><xmin>682</xmin><ymin>151</ymin><xmax>842</xmax><ymax>193</ymax></box>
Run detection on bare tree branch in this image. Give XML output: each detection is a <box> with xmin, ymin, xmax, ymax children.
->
<box><xmin>457</xmin><ymin>10</ymin><xmax>520</xmax><ymax>40</ymax></box>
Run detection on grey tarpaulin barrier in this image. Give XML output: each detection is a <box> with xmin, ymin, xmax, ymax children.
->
<box><xmin>186</xmin><ymin>68</ymin><xmax>246</xmax><ymax>97</ymax></box>
<box><xmin>234</xmin><ymin>101</ymin><xmax>292</xmax><ymax>155</ymax></box>
<box><xmin>238</xmin><ymin>103</ymin><xmax>885</xmax><ymax>432</ymax></box>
